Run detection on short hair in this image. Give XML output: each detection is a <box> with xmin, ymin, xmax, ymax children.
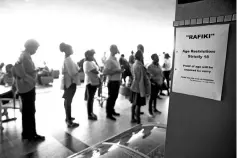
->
<box><xmin>24</xmin><ymin>39</ymin><xmax>39</xmax><ymax>49</ymax></box>
<box><xmin>137</xmin><ymin>44</ymin><xmax>144</xmax><ymax>52</ymax></box>
<box><xmin>135</xmin><ymin>50</ymin><xmax>143</xmax><ymax>61</ymax></box>
<box><xmin>151</xmin><ymin>53</ymin><xmax>158</xmax><ymax>60</ymax></box>
<box><xmin>84</xmin><ymin>49</ymin><xmax>95</xmax><ymax>60</ymax></box>
<box><xmin>121</xmin><ymin>54</ymin><xmax>124</xmax><ymax>57</ymax></box>
<box><xmin>110</xmin><ymin>44</ymin><xmax>118</xmax><ymax>52</ymax></box>
<box><xmin>59</xmin><ymin>42</ymin><xmax>71</xmax><ymax>53</ymax></box>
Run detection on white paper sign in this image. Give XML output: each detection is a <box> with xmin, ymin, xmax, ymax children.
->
<box><xmin>172</xmin><ymin>24</ymin><xmax>229</xmax><ymax>101</ymax></box>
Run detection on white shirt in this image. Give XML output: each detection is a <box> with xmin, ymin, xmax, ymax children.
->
<box><xmin>104</xmin><ymin>56</ymin><xmax>121</xmax><ymax>81</ymax></box>
<box><xmin>62</xmin><ymin>56</ymin><xmax>80</xmax><ymax>88</ymax></box>
<box><xmin>163</xmin><ymin>58</ymin><xmax>172</xmax><ymax>71</ymax></box>
<box><xmin>83</xmin><ymin>61</ymin><xmax>98</xmax><ymax>85</ymax></box>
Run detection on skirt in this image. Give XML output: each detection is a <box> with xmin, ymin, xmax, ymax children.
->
<box><xmin>129</xmin><ymin>91</ymin><xmax>146</xmax><ymax>106</ymax></box>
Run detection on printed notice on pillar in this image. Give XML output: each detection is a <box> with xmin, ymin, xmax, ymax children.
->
<box><xmin>172</xmin><ymin>24</ymin><xmax>229</xmax><ymax>101</ymax></box>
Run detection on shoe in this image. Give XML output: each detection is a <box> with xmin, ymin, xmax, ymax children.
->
<box><xmin>91</xmin><ymin>113</ymin><xmax>98</xmax><ymax>119</ymax></box>
<box><xmin>65</xmin><ymin>117</ymin><xmax>75</xmax><ymax>122</ymax></box>
<box><xmin>154</xmin><ymin>109</ymin><xmax>162</xmax><ymax>114</ymax></box>
<box><xmin>148</xmin><ymin>113</ymin><xmax>154</xmax><ymax>117</ymax></box>
<box><xmin>113</xmin><ymin>112</ymin><xmax>120</xmax><ymax>116</ymax></box>
<box><xmin>67</xmin><ymin>122</ymin><xmax>79</xmax><ymax>128</ymax></box>
<box><xmin>137</xmin><ymin>120</ymin><xmax>141</xmax><ymax>124</ymax></box>
<box><xmin>160</xmin><ymin>92</ymin><xmax>166</xmax><ymax>96</ymax></box>
<box><xmin>148</xmin><ymin>112</ymin><xmax>154</xmax><ymax>117</ymax></box>
<box><xmin>34</xmin><ymin>134</ymin><xmax>45</xmax><ymax>141</ymax></box>
<box><xmin>88</xmin><ymin>115</ymin><xmax>97</xmax><ymax>120</ymax></box>
<box><xmin>106</xmin><ymin>115</ymin><xmax>116</xmax><ymax>121</ymax></box>
<box><xmin>131</xmin><ymin>118</ymin><xmax>137</xmax><ymax>123</ymax></box>
<box><xmin>140</xmin><ymin>112</ymin><xmax>144</xmax><ymax>115</ymax></box>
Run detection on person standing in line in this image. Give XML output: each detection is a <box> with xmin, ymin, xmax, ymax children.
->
<box><xmin>83</xmin><ymin>50</ymin><xmax>100</xmax><ymax>120</ymax></box>
<box><xmin>59</xmin><ymin>42</ymin><xmax>80</xmax><ymax>128</ymax></box>
<box><xmin>137</xmin><ymin>44</ymin><xmax>146</xmax><ymax>114</ymax></box>
<box><xmin>129</xmin><ymin>51</ymin><xmax>135</xmax><ymax>67</ymax></box>
<box><xmin>103</xmin><ymin>45</ymin><xmax>123</xmax><ymax>121</ymax></box>
<box><xmin>119</xmin><ymin>54</ymin><xmax>131</xmax><ymax>85</ymax></box>
<box><xmin>130</xmin><ymin>50</ymin><xmax>150</xmax><ymax>124</ymax></box>
<box><xmin>101</xmin><ymin>52</ymin><xmax>107</xmax><ymax>86</ymax></box>
<box><xmin>147</xmin><ymin>54</ymin><xmax>163</xmax><ymax>116</ymax></box>
<box><xmin>12</xmin><ymin>39</ymin><xmax>45</xmax><ymax>141</ymax></box>
<box><xmin>162</xmin><ymin>53</ymin><xmax>171</xmax><ymax>95</ymax></box>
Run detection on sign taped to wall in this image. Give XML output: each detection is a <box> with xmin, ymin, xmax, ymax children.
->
<box><xmin>172</xmin><ymin>24</ymin><xmax>229</xmax><ymax>101</ymax></box>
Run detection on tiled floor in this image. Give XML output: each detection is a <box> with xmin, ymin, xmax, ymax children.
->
<box><xmin>0</xmin><ymin>79</ymin><xmax>169</xmax><ymax>158</ymax></box>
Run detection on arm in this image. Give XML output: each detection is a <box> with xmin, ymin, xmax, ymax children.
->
<box><xmin>84</xmin><ymin>61</ymin><xmax>99</xmax><ymax>74</ymax></box>
<box><xmin>103</xmin><ymin>60</ymin><xmax>122</xmax><ymax>75</ymax></box>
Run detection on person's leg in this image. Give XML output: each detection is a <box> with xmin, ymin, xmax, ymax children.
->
<box><xmin>21</xmin><ymin>88</ymin><xmax>44</xmax><ymax>141</ymax></box>
<box><xmin>106</xmin><ymin>81</ymin><xmax>113</xmax><ymax>116</ymax></box>
<box><xmin>131</xmin><ymin>104</ymin><xmax>137</xmax><ymax>123</ymax></box>
<box><xmin>154</xmin><ymin>85</ymin><xmax>162</xmax><ymax>113</ymax></box>
<box><xmin>28</xmin><ymin>88</ymin><xmax>37</xmax><ymax>137</ymax></box>
<box><xmin>149</xmin><ymin>83</ymin><xmax>156</xmax><ymax>115</ymax></box>
<box><xmin>87</xmin><ymin>84</ymin><xmax>97</xmax><ymax>120</ymax></box>
<box><xmin>84</xmin><ymin>88</ymin><xmax>88</xmax><ymax>101</ymax></box>
<box><xmin>135</xmin><ymin>105</ymin><xmax>141</xmax><ymax>124</ymax></box>
<box><xmin>64</xmin><ymin>84</ymin><xmax>78</xmax><ymax>126</ymax></box>
<box><xmin>20</xmin><ymin>92</ymin><xmax>31</xmax><ymax>139</ymax></box>
<box><xmin>106</xmin><ymin>81</ymin><xmax>116</xmax><ymax>120</ymax></box>
<box><xmin>111</xmin><ymin>81</ymin><xmax>120</xmax><ymax>115</ymax></box>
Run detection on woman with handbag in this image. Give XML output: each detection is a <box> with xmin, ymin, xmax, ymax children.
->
<box><xmin>60</xmin><ymin>42</ymin><xmax>80</xmax><ymax>128</ymax></box>
<box><xmin>83</xmin><ymin>50</ymin><xmax>100</xmax><ymax>120</ymax></box>
<box><xmin>130</xmin><ymin>50</ymin><xmax>151</xmax><ymax>124</ymax></box>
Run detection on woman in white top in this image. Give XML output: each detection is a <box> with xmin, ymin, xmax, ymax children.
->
<box><xmin>60</xmin><ymin>42</ymin><xmax>80</xmax><ymax>128</ymax></box>
<box><xmin>83</xmin><ymin>50</ymin><xmax>100</xmax><ymax>120</ymax></box>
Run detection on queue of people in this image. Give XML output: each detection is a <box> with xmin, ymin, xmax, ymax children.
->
<box><xmin>1</xmin><ymin>39</ymin><xmax>172</xmax><ymax>143</ymax></box>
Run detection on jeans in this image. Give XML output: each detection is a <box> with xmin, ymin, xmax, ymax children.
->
<box><xmin>86</xmin><ymin>84</ymin><xmax>97</xmax><ymax>116</ymax></box>
<box><xmin>63</xmin><ymin>83</ymin><xmax>76</xmax><ymax>123</ymax></box>
<box><xmin>19</xmin><ymin>88</ymin><xmax>37</xmax><ymax>138</ymax></box>
<box><xmin>106</xmin><ymin>81</ymin><xmax>120</xmax><ymax>116</ymax></box>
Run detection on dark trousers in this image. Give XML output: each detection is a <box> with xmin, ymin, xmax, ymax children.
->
<box><xmin>19</xmin><ymin>88</ymin><xmax>37</xmax><ymax>138</ymax></box>
<box><xmin>149</xmin><ymin>83</ymin><xmax>160</xmax><ymax>114</ymax></box>
<box><xmin>131</xmin><ymin>104</ymin><xmax>141</xmax><ymax>122</ymax></box>
<box><xmin>63</xmin><ymin>83</ymin><xmax>76</xmax><ymax>123</ymax></box>
<box><xmin>163</xmin><ymin>71</ymin><xmax>171</xmax><ymax>89</ymax></box>
<box><xmin>84</xmin><ymin>86</ymin><xmax>100</xmax><ymax>101</ymax></box>
<box><xmin>106</xmin><ymin>81</ymin><xmax>120</xmax><ymax>116</ymax></box>
<box><xmin>86</xmin><ymin>84</ymin><xmax>97</xmax><ymax>116</ymax></box>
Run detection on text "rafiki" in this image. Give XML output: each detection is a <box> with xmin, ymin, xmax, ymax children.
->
<box><xmin>186</xmin><ymin>34</ymin><xmax>215</xmax><ymax>39</ymax></box>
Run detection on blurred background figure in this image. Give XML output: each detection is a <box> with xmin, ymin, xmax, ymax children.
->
<box><xmin>128</xmin><ymin>51</ymin><xmax>135</xmax><ymax>67</ymax></box>
<box><xmin>119</xmin><ymin>54</ymin><xmax>131</xmax><ymax>86</ymax></box>
<box><xmin>0</xmin><ymin>64</ymin><xmax>18</xmax><ymax>119</ymax></box>
<box><xmin>60</xmin><ymin>42</ymin><xmax>80</xmax><ymax>128</ymax></box>
<box><xmin>161</xmin><ymin>53</ymin><xmax>171</xmax><ymax>95</ymax></box>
